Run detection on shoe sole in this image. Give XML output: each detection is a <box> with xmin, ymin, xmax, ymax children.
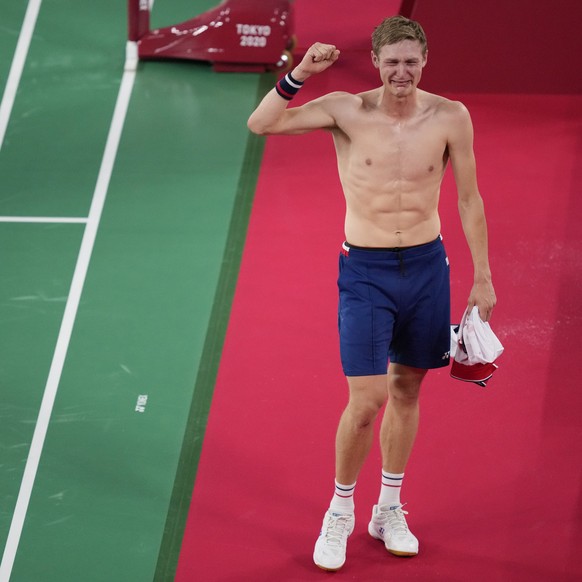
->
<box><xmin>387</xmin><ymin>548</ymin><xmax>418</xmax><ymax>557</ymax></box>
<box><xmin>314</xmin><ymin>562</ymin><xmax>344</xmax><ymax>572</ymax></box>
<box><xmin>313</xmin><ymin>552</ymin><xmax>346</xmax><ymax>572</ymax></box>
<box><xmin>368</xmin><ymin>523</ymin><xmax>418</xmax><ymax>557</ymax></box>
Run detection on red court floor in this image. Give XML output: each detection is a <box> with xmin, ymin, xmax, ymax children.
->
<box><xmin>176</xmin><ymin>2</ymin><xmax>582</xmax><ymax>580</ymax></box>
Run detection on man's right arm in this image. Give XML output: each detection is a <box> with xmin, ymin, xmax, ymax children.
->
<box><xmin>247</xmin><ymin>43</ymin><xmax>340</xmax><ymax>136</ymax></box>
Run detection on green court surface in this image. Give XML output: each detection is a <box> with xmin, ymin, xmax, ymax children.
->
<box><xmin>0</xmin><ymin>1</ymin><xmax>267</xmax><ymax>580</ymax></box>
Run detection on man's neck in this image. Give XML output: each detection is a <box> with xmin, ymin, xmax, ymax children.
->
<box><xmin>378</xmin><ymin>87</ymin><xmax>420</xmax><ymax>119</ymax></box>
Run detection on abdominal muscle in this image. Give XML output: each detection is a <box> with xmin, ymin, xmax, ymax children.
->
<box><xmin>340</xmin><ymin>173</ymin><xmax>443</xmax><ymax>248</ymax></box>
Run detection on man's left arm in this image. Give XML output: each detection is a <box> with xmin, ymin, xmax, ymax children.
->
<box><xmin>448</xmin><ymin>102</ymin><xmax>497</xmax><ymax>321</ymax></box>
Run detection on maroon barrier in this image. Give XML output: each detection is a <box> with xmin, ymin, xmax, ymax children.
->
<box><xmin>403</xmin><ymin>0</ymin><xmax>582</xmax><ymax>94</ymax></box>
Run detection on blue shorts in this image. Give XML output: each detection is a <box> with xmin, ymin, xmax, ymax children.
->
<box><xmin>338</xmin><ymin>236</ymin><xmax>451</xmax><ymax>376</ymax></box>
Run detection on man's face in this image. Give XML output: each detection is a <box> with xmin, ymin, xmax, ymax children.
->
<box><xmin>372</xmin><ymin>40</ymin><xmax>427</xmax><ymax>97</ymax></box>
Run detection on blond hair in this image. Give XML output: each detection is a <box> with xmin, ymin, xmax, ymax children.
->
<box><xmin>372</xmin><ymin>15</ymin><xmax>427</xmax><ymax>56</ymax></box>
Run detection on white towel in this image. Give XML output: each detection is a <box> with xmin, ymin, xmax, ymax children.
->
<box><xmin>450</xmin><ymin>306</ymin><xmax>504</xmax><ymax>387</ymax></box>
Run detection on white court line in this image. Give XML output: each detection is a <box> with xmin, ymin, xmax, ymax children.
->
<box><xmin>0</xmin><ymin>58</ymin><xmax>137</xmax><ymax>582</ymax></box>
<box><xmin>0</xmin><ymin>0</ymin><xmax>43</xmax><ymax>151</ymax></box>
<box><xmin>0</xmin><ymin>216</ymin><xmax>88</xmax><ymax>223</ymax></box>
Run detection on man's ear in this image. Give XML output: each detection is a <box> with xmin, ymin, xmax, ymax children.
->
<box><xmin>422</xmin><ymin>50</ymin><xmax>428</xmax><ymax>68</ymax></box>
<box><xmin>371</xmin><ymin>50</ymin><xmax>379</xmax><ymax>68</ymax></box>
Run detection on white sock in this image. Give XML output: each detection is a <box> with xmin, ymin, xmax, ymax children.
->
<box><xmin>378</xmin><ymin>470</ymin><xmax>404</xmax><ymax>508</ymax></box>
<box><xmin>329</xmin><ymin>480</ymin><xmax>356</xmax><ymax>514</ymax></box>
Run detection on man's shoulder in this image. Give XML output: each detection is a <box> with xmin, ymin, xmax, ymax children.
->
<box><xmin>422</xmin><ymin>91</ymin><xmax>469</xmax><ymax>118</ymax></box>
<box><xmin>318</xmin><ymin>90</ymin><xmax>363</xmax><ymax>103</ymax></box>
<box><xmin>419</xmin><ymin>92</ymin><xmax>473</xmax><ymax>143</ymax></box>
<box><xmin>314</xmin><ymin>90</ymin><xmax>366</xmax><ymax>117</ymax></box>
<box><xmin>319</xmin><ymin>87</ymin><xmax>381</xmax><ymax>102</ymax></box>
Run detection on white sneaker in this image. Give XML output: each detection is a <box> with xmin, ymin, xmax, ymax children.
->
<box><xmin>368</xmin><ymin>504</ymin><xmax>419</xmax><ymax>556</ymax></box>
<box><xmin>313</xmin><ymin>509</ymin><xmax>355</xmax><ymax>571</ymax></box>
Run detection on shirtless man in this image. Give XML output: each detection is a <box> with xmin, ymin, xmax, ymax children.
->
<box><xmin>247</xmin><ymin>16</ymin><xmax>496</xmax><ymax>571</ymax></box>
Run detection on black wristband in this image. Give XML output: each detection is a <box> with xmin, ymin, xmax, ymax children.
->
<box><xmin>275</xmin><ymin>72</ymin><xmax>304</xmax><ymax>100</ymax></box>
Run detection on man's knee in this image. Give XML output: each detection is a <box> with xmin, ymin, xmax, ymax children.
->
<box><xmin>388</xmin><ymin>364</ymin><xmax>426</xmax><ymax>403</ymax></box>
<box><xmin>345</xmin><ymin>375</ymin><xmax>389</xmax><ymax>427</ymax></box>
<box><xmin>345</xmin><ymin>399</ymin><xmax>383</xmax><ymax>429</ymax></box>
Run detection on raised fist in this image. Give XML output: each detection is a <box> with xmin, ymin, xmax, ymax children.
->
<box><xmin>294</xmin><ymin>42</ymin><xmax>340</xmax><ymax>79</ymax></box>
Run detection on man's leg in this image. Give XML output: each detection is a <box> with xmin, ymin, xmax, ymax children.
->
<box><xmin>381</xmin><ymin>363</ymin><xmax>426</xmax><ymax>473</ymax></box>
<box><xmin>314</xmin><ymin>374</ymin><xmax>388</xmax><ymax>571</ymax></box>
<box><xmin>336</xmin><ymin>374</ymin><xmax>389</xmax><ymax>483</ymax></box>
<box><xmin>369</xmin><ymin>363</ymin><xmax>427</xmax><ymax>556</ymax></box>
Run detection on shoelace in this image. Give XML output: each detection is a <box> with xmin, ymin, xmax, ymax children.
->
<box><xmin>323</xmin><ymin>514</ymin><xmax>351</xmax><ymax>547</ymax></box>
<box><xmin>384</xmin><ymin>505</ymin><xmax>410</xmax><ymax>537</ymax></box>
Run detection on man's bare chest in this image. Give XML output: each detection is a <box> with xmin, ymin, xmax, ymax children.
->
<box><xmin>335</xmin><ymin>114</ymin><xmax>449</xmax><ymax>176</ymax></box>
